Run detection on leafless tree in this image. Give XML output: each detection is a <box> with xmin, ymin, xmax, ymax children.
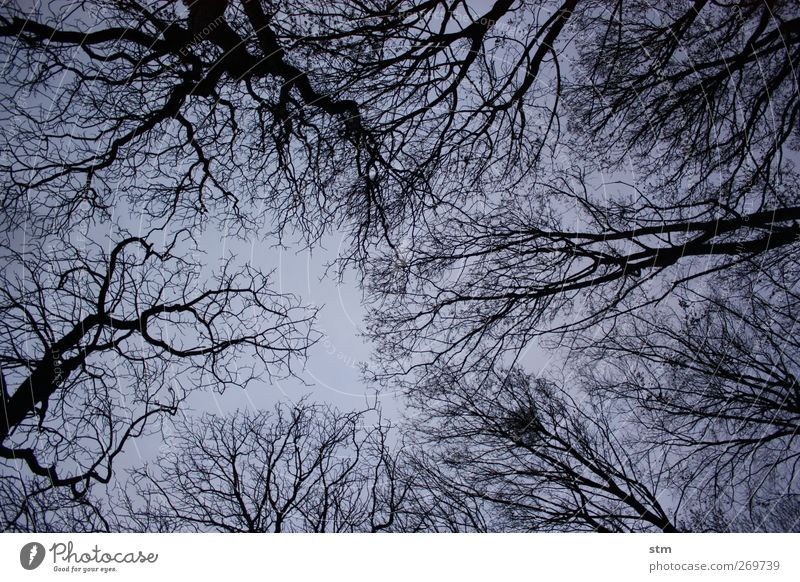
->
<box><xmin>0</xmin><ymin>229</ymin><xmax>315</xmax><ymax>524</ymax></box>
<box><xmin>404</xmin><ymin>258</ymin><xmax>800</xmax><ymax>531</ymax></box>
<box><xmin>0</xmin><ymin>0</ymin><xmax>575</xmax><ymax>249</ymax></box>
<box><xmin>727</xmin><ymin>494</ymin><xmax>800</xmax><ymax>533</ymax></box>
<box><xmin>353</xmin><ymin>0</ymin><xmax>800</xmax><ymax>531</ymax></box>
<box><xmin>568</xmin><ymin>0</ymin><xmax>800</xmax><ymax>212</ymax></box>
<box><xmin>406</xmin><ymin>367</ymin><xmax>683</xmax><ymax>532</ymax></box>
<box><xmin>364</xmin><ymin>196</ymin><xmax>800</xmax><ymax>382</ymax></box>
<box><xmin>574</xmin><ymin>267</ymin><xmax>800</xmax><ymax>525</ymax></box>
<box><xmin>1</xmin><ymin>472</ymin><xmax>110</xmax><ymax>532</ymax></box>
<box><xmin>3</xmin><ymin>2</ymin><xmax>797</xmax><ymax>370</ymax></box>
<box><xmin>361</xmin><ymin>0</ymin><xmax>800</xmax><ymax>380</ymax></box>
<box><xmin>120</xmin><ymin>400</ymin><xmax>414</xmax><ymax>532</ymax></box>
<box><xmin>2</xmin><ymin>0</ymin><xmax>798</xmax><ymax>534</ymax></box>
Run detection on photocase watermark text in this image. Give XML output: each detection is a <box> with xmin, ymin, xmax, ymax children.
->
<box><xmin>49</xmin><ymin>541</ymin><xmax>158</xmax><ymax>565</ymax></box>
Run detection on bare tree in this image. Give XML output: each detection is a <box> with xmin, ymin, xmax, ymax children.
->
<box><xmin>364</xmin><ymin>195</ymin><xmax>800</xmax><ymax>381</ymax></box>
<box><xmin>360</xmin><ymin>0</ymin><xmax>800</xmax><ymax>380</ymax></box>
<box><xmin>0</xmin><ymin>0</ymin><xmax>576</xmax><ymax>249</ymax></box>
<box><xmin>0</xmin><ymin>229</ymin><xmax>315</xmax><ymax>511</ymax></box>
<box><xmin>354</xmin><ymin>0</ymin><xmax>800</xmax><ymax>531</ymax></box>
<box><xmin>121</xmin><ymin>400</ymin><xmax>413</xmax><ymax>532</ymax></box>
<box><xmin>1</xmin><ymin>472</ymin><xmax>111</xmax><ymax>532</ymax></box>
<box><xmin>407</xmin><ymin>368</ymin><xmax>682</xmax><ymax>532</ymax></box>
<box><xmin>2</xmin><ymin>0</ymin><xmax>798</xmax><ymax>534</ymax></box>
<box><xmin>568</xmin><ymin>0</ymin><xmax>800</xmax><ymax>212</ymax></box>
<box><xmin>3</xmin><ymin>2</ymin><xmax>797</xmax><ymax>374</ymax></box>
<box><xmin>575</xmin><ymin>267</ymin><xmax>800</xmax><ymax>522</ymax></box>
<box><xmin>403</xmin><ymin>257</ymin><xmax>800</xmax><ymax>532</ymax></box>
<box><xmin>728</xmin><ymin>495</ymin><xmax>800</xmax><ymax>533</ymax></box>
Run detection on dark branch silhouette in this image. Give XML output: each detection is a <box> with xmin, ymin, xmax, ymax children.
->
<box><xmin>1</xmin><ymin>0</ymin><xmax>798</xmax><ymax>533</ymax></box>
<box><xmin>120</xmin><ymin>401</ymin><xmax>413</xmax><ymax>533</ymax></box>
<box><xmin>0</xmin><ymin>230</ymin><xmax>315</xmax><ymax>506</ymax></box>
<box><xmin>407</xmin><ymin>368</ymin><xmax>681</xmax><ymax>532</ymax></box>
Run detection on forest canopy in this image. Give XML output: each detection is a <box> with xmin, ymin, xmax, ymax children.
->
<box><xmin>1</xmin><ymin>0</ymin><xmax>798</xmax><ymax>532</ymax></box>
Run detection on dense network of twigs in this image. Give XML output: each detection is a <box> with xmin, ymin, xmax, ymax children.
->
<box><xmin>1</xmin><ymin>0</ymin><xmax>798</xmax><ymax>532</ymax></box>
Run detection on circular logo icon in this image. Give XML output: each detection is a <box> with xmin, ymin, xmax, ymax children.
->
<box><xmin>20</xmin><ymin>542</ymin><xmax>46</xmax><ymax>570</ymax></box>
